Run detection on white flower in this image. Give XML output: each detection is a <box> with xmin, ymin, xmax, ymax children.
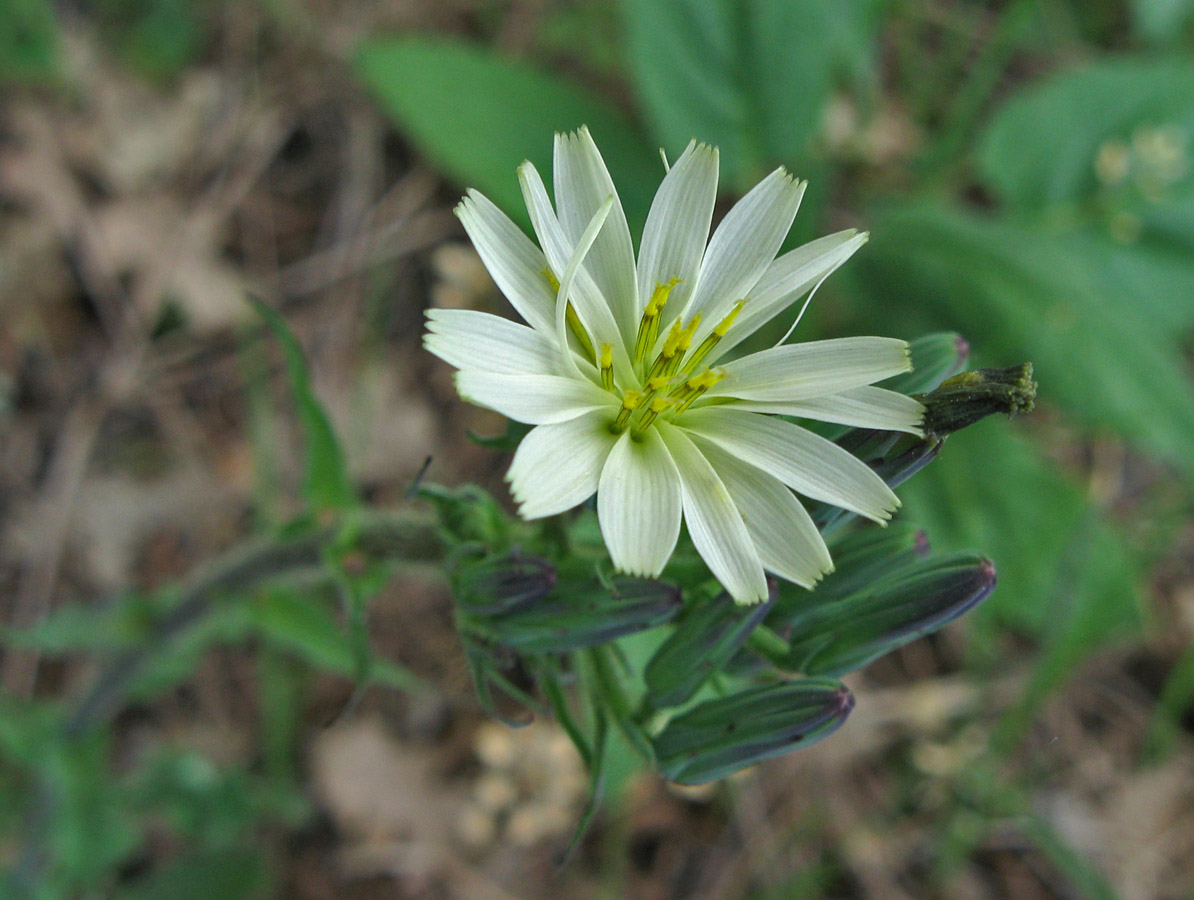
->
<box><xmin>425</xmin><ymin>127</ymin><xmax>923</xmax><ymax>603</ymax></box>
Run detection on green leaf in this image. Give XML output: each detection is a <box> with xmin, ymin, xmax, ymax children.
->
<box><xmin>859</xmin><ymin>205</ymin><xmax>1194</xmax><ymax>480</ymax></box>
<box><xmin>251</xmin><ymin>298</ymin><xmax>355</xmax><ymax>513</ymax></box>
<box><xmin>119</xmin><ymin>846</ymin><xmax>269</xmax><ymax>900</ymax></box>
<box><xmin>1132</xmin><ymin>0</ymin><xmax>1194</xmax><ymax>42</ymax></box>
<box><xmin>252</xmin><ymin>589</ymin><xmax>425</xmax><ymax>693</ymax></box>
<box><xmin>354</xmin><ymin>35</ymin><xmax>660</xmax><ymax>228</ymax></box>
<box><xmin>622</xmin><ymin>0</ymin><xmax>882</xmax><ymax>187</ymax></box>
<box><xmin>978</xmin><ymin>58</ymin><xmax>1194</xmax><ymax>212</ymax></box>
<box><xmin>0</xmin><ymin>0</ymin><xmax>57</xmax><ymax>84</ymax></box>
<box><xmin>644</xmin><ymin>590</ymin><xmax>774</xmax><ymax>708</ymax></box>
<box><xmin>652</xmin><ymin>677</ymin><xmax>853</xmax><ymax>784</ymax></box>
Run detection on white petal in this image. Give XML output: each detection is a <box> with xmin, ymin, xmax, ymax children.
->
<box><xmin>680</xmin><ymin>168</ymin><xmax>805</xmax><ymax>336</ymax></box>
<box><xmin>455</xmin><ymin>370</ymin><xmax>616</xmax><ymax>425</ymax></box>
<box><xmin>659</xmin><ymin>424</ymin><xmax>768</xmax><ymax>604</ymax></box>
<box><xmin>517</xmin><ymin>161</ymin><xmax>633</xmax><ymax>372</ymax></box>
<box><xmin>710</xmin><ymin>230</ymin><xmax>869</xmax><ymax>362</ymax></box>
<box><xmin>729</xmin><ymin>387</ymin><xmax>925</xmax><ymax>435</ymax></box>
<box><xmin>424</xmin><ymin>308</ymin><xmax>560</xmax><ymax>376</ymax></box>
<box><xmin>597</xmin><ymin>428</ymin><xmax>682</xmax><ymax>577</ymax></box>
<box><xmin>637</xmin><ymin>141</ymin><xmax>719</xmax><ymax>328</ymax></box>
<box><xmin>679</xmin><ymin>408</ymin><xmax>900</xmax><ymax>523</ymax></box>
<box><xmin>707</xmin><ymin>337</ymin><xmax>911</xmax><ymax>402</ymax></box>
<box><xmin>518</xmin><ymin>163</ymin><xmax>630</xmax><ymax>353</ymax></box>
<box><xmin>554</xmin><ymin>127</ymin><xmax>639</xmax><ymax>346</ymax></box>
<box><xmin>507</xmin><ymin>410</ymin><xmax>619</xmax><ymax>518</ymax></box>
<box><xmin>455</xmin><ymin>191</ymin><xmax>556</xmax><ymax>336</ymax></box>
<box><xmin>689</xmin><ymin>436</ymin><xmax>832</xmax><ymax>588</ymax></box>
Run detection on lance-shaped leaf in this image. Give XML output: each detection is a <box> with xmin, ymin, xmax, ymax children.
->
<box><xmin>770</xmin><ymin>522</ymin><xmax>928</xmax><ymax>628</ymax></box>
<box><xmin>454</xmin><ymin>552</ymin><xmax>556</xmax><ymax>616</ymax></box>
<box><xmin>782</xmin><ymin>553</ymin><xmax>997</xmax><ymax>677</ymax></box>
<box><xmin>644</xmin><ymin>588</ymin><xmax>775</xmax><ymax>708</ymax></box>
<box><xmin>653</xmin><ymin>678</ymin><xmax>854</xmax><ymax>784</ymax></box>
<box><xmin>484</xmin><ymin>577</ymin><xmax>682</xmax><ymax>654</ymax></box>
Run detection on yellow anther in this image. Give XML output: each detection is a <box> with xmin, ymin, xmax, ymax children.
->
<box><xmin>599</xmin><ymin>343</ymin><xmax>614</xmax><ymax>391</ymax></box>
<box><xmin>542</xmin><ymin>267</ymin><xmax>561</xmax><ymax>293</ymax></box>
<box><xmin>661</xmin><ymin>319</ymin><xmax>684</xmax><ymax>358</ymax></box>
<box><xmin>632</xmin><ymin>395</ymin><xmax>674</xmax><ymax>434</ymax></box>
<box><xmin>646</xmin><ymin>278</ymin><xmax>679</xmax><ymax>316</ymax></box>
<box><xmin>648</xmin><ymin>375</ymin><xmax>672</xmax><ymax>392</ymax></box>
<box><xmin>715</xmin><ymin>300</ymin><xmax>747</xmax><ymax>337</ymax></box>
<box><xmin>681</xmin><ymin>301</ymin><xmax>746</xmax><ymax>375</ymax></box>
<box><xmin>678</xmin><ymin>314</ymin><xmax>701</xmax><ymax>350</ymax></box>
<box><xmin>612</xmin><ymin>390</ymin><xmax>642</xmax><ymax>432</ymax></box>
<box><xmin>565</xmin><ymin>303</ymin><xmax>596</xmax><ymax>363</ymax></box>
<box><xmin>674</xmin><ymin>367</ymin><xmax>726</xmax><ymax>413</ymax></box>
<box><xmin>633</xmin><ymin>278</ymin><xmax>681</xmax><ymax>367</ymax></box>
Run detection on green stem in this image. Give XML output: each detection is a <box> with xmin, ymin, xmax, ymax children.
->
<box><xmin>747</xmin><ymin>625</ymin><xmax>792</xmax><ymax>667</ymax></box>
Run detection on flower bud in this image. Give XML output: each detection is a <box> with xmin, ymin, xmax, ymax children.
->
<box><xmin>922</xmin><ymin>363</ymin><xmax>1037</xmax><ymax>436</ymax></box>
<box><xmin>653</xmin><ymin>678</ymin><xmax>854</xmax><ymax>784</ymax></box>
<box><xmin>781</xmin><ymin>553</ymin><xmax>996</xmax><ymax>677</ymax></box>
<box><xmin>644</xmin><ymin>584</ymin><xmax>775</xmax><ymax>708</ymax></box>
<box><xmin>482</xmin><ymin>576</ymin><xmax>682</xmax><ymax>654</ymax></box>
<box><xmin>455</xmin><ymin>552</ymin><xmax>557</xmax><ymax>615</ymax></box>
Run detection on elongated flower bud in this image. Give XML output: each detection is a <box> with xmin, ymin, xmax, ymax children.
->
<box><xmin>653</xmin><ymin>678</ymin><xmax>854</xmax><ymax>784</ymax></box>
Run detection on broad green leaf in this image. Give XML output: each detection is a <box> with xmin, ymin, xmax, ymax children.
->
<box><xmin>859</xmin><ymin>205</ymin><xmax>1194</xmax><ymax>480</ymax></box>
<box><xmin>355</xmin><ymin>35</ymin><xmax>660</xmax><ymax>227</ymax></box>
<box><xmin>622</xmin><ymin>0</ymin><xmax>882</xmax><ymax>187</ymax></box>
<box><xmin>252</xmin><ymin>299</ymin><xmax>355</xmax><ymax>512</ymax></box>
<box><xmin>978</xmin><ymin>59</ymin><xmax>1194</xmax><ymax>212</ymax></box>
<box><xmin>1132</xmin><ymin>0</ymin><xmax>1194</xmax><ymax>45</ymax></box>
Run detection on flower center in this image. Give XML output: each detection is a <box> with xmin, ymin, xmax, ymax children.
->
<box><xmin>608</xmin><ymin>283</ymin><xmax>743</xmax><ymax>436</ymax></box>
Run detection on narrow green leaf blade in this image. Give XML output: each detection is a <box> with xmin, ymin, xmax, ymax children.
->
<box><xmin>252</xmin><ymin>298</ymin><xmax>355</xmax><ymax>512</ymax></box>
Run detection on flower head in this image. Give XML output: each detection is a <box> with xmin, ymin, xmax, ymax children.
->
<box><xmin>425</xmin><ymin>127</ymin><xmax>923</xmax><ymax>603</ymax></box>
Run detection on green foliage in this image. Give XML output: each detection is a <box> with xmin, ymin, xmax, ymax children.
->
<box><xmin>622</xmin><ymin>0</ymin><xmax>882</xmax><ymax>188</ymax></box>
<box><xmin>252</xmin><ymin>299</ymin><xmax>356</xmax><ymax>513</ymax></box>
<box><xmin>93</xmin><ymin>0</ymin><xmax>207</xmax><ymax>80</ymax></box>
<box><xmin>860</xmin><ymin>205</ymin><xmax>1194</xmax><ymax>480</ymax></box>
<box><xmin>1132</xmin><ymin>0</ymin><xmax>1194</xmax><ymax>42</ymax></box>
<box><xmin>354</xmin><ymin>36</ymin><xmax>661</xmax><ymax>228</ymax></box>
<box><xmin>0</xmin><ymin>0</ymin><xmax>57</xmax><ymax>84</ymax></box>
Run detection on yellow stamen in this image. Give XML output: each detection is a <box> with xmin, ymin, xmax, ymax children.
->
<box><xmin>682</xmin><ymin>300</ymin><xmax>747</xmax><ymax>374</ymax></box>
<box><xmin>542</xmin><ymin>267</ymin><xmax>560</xmax><ymax>293</ymax></box>
<box><xmin>612</xmin><ymin>390</ymin><xmax>642</xmax><ymax>432</ymax></box>
<box><xmin>633</xmin><ymin>278</ymin><xmax>680</xmax><ymax>365</ymax></box>
<box><xmin>599</xmin><ymin>343</ymin><xmax>614</xmax><ymax>391</ymax></box>
<box><xmin>633</xmin><ymin>396</ymin><xmax>673</xmax><ymax>434</ymax></box>
<box><xmin>664</xmin><ymin>314</ymin><xmax>702</xmax><ymax>375</ymax></box>
<box><xmin>673</xmin><ymin>368</ymin><xmax>726</xmax><ymax>413</ymax></box>
<box><xmin>565</xmin><ymin>303</ymin><xmax>596</xmax><ymax>363</ymax></box>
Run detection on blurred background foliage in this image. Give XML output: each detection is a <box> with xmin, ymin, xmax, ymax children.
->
<box><xmin>3</xmin><ymin>0</ymin><xmax>1194</xmax><ymax>898</ymax></box>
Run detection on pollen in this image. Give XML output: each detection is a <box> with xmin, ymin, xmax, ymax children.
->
<box><xmin>599</xmin><ymin>343</ymin><xmax>614</xmax><ymax>391</ymax></box>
